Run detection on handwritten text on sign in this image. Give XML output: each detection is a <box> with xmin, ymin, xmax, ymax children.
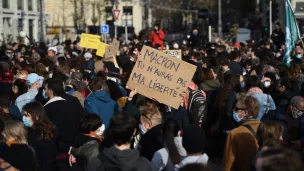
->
<box><xmin>79</xmin><ymin>33</ymin><xmax>101</xmax><ymax>49</ymax></box>
<box><xmin>127</xmin><ymin>46</ymin><xmax>196</xmax><ymax>109</ymax></box>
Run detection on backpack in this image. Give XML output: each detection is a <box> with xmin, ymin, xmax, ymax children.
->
<box><xmin>97</xmin><ymin>154</ymin><xmax>138</xmax><ymax>171</ymax></box>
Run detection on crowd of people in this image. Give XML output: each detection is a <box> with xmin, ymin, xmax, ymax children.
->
<box><xmin>0</xmin><ymin>22</ymin><xmax>304</xmax><ymax>171</ymax></box>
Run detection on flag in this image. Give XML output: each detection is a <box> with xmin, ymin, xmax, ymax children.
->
<box><xmin>284</xmin><ymin>0</ymin><xmax>301</xmax><ymax>66</ymax></box>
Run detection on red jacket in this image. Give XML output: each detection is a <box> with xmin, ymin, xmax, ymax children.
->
<box><xmin>149</xmin><ymin>30</ymin><xmax>165</xmax><ymax>49</ymax></box>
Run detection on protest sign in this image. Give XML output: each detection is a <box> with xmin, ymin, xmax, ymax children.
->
<box><xmin>96</xmin><ymin>42</ymin><xmax>108</xmax><ymax>57</ymax></box>
<box><xmin>104</xmin><ymin>39</ymin><xmax>120</xmax><ymax>58</ymax></box>
<box><xmin>79</xmin><ymin>33</ymin><xmax>101</xmax><ymax>49</ymax></box>
<box><xmin>162</xmin><ymin>50</ymin><xmax>182</xmax><ymax>59</ymax></box>
<box><xmin>127</xmin><ymin>46</ymin><xmax>197</xmax><ymax>109</ymax></box>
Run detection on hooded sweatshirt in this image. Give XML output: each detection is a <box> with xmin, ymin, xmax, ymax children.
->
<box><xmin>88</xmin><ymin>146</ymin><xmax>152</xmax><ymax>171</ymax></box>
<box><xmin>84</xmin><ymin>90</ymin><xmax>121</xmax><ymax>128</ymax></box>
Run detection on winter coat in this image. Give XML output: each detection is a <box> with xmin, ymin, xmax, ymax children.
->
<box><xmin>201</xmin><ymin>79</ymin><xmax>221</xmax><ymax>91</ymax></box>
<box><xmin>28</xmin><ymin>128</ymin><xmax>57</xmax><ymax>171</ymax></box>
<box><xmin>151</xmin><ymin>137</ymin><xmax>187</xmax><ymax>171</ymax></box>
<box><xmin>84</xmin><ymin>90</ymin><xmax>121</xmax><ymax>128</ymax></box>
<box><xmin>149</xmin><ymin>30</ymin><xmax>165</xmax><ymax>48</ymax></box>
<box><xmin>44</xmin><ymin>96</ymin><xmax>84</xmax><ymax>153</ymax></box>
<box><xmin>87</xmin><ymin>146</ymin><xmax>152</xmax><ymax>171</ymax></box>
<box><xmin>72</xmin><ymin>134</ymin><xmax>100</xmax><ymax>171</ymax></box>
<box><xmin>140</xmin><ymin>124</ymin><xmax>164</xmax><ymax>161</ymax></box>
<box><xmin>223</xmin><ymin>120</ymin><xmax>260</xmax><ymax>171</ymax></box>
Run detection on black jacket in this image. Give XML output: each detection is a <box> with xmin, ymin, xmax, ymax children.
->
<box><xmin>28</xmin><ymin>129</ymin><xmax>57</xmax><ymax>171</ymax></box>
<box><xmin>87</xmin><ymin>146</ymin><xmax>151</xmax><ymax>171</ymax></box>
<box><xmin>271</xmin><ymin>29</ymin><xmax>285</xmax><ymax>46</ymax></box>
<box><xmin>228</xmin><ymin>61</ymin><xmax>243</xmax><ymax>76</ymax></box>
<box><xmin>139</xmin><ymin>124</ymin><xmax>164</xmax><ymax>161</ymax></box>
<box><xmin>44</xmin><ymin>96</ymin><xmax>85</xmax><ymax>153</ymax></box>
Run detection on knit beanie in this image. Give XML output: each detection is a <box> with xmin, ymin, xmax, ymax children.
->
<box><xmin>182</xmin><ymin>125</ymin><xmax>206</xmax><ymax>154</ymax></box>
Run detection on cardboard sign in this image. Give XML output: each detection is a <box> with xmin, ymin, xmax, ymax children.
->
<box><xmin>104</xmin><ymin>39</ymin><xmax>120</xmax><ymax>58</ymax></box>
<box><xmin>79</xmin><ymin>33</ymin><xmax>101</xmax><ymax>49</ymax></box>
<box><xmin>96</xmin><ymin>42</ymin><xmax>108</xmax><ymax>57</ymax></box>
<box><xmin>127</xmin><ymin>46</ymin><xmax>197</xmax><ymax>109</ymax></box>
<box><xmin>162</xmin><ymin>50</ymin><xmax>182</xmax><ymax>59</ymax></box>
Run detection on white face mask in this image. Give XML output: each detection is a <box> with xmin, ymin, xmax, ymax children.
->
<box><xmin>139</xmin><ymin>124</ymin><xmax>147</xmax><ymax>135</ymax></box>
<box><xmin>49</xmin><ymin>73</ymin><xmax>53</xmax><ymax>78</ymax></box>
<box><xmin>264</xmin><ymin>81</ymin><xmax>271</xmax><ymax>88</ymax></box>
<box><xmin>96</xmin><ymin>124</ymin><xmax>105</xmax><ymax>136</ymax></box>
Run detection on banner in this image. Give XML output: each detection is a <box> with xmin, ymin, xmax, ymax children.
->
<box><xmin>79</xmin><ymin>34</ymin><xmax>101</xmax><ymax>49</ymax></box>
<box><xmin>96</xmin><ymin>42</ymin><xmax>108</xmax><ymax>57</ymax></box>
<box><xmin>284</xmin><ymin>0</ymin><xmax>301</xmax><ymax>66</ymax></box>
<box><xmin>162</xmin><ymin>50</ymin><xmax>182</xmax><ymax>59</ymax></box>
<box><xmin>127</xmin><ymin>46</ymin><xmax>197</xmax><ymax>109</ymax></box>
<box><xmin>105</xmin><ymin>39</ymin><xmax>120</xmax><ymax>58</ymax></box>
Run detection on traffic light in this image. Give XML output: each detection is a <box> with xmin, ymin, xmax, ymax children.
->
<box><xmin>272</xmin><ymin>3</ymin><xmax>279</xmax><ymax>22</ymax></box>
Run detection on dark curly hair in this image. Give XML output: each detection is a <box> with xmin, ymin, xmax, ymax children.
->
<box><xmin>23</xmin><ymin>101</ymin><xmax>56</xmax><ymax>142</ymax></box>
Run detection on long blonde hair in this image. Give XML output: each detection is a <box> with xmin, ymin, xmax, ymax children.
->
<box><xmin>4</xmin><ymin>120</ymin><xmax>28</xmax><ymax>144</ymax></box>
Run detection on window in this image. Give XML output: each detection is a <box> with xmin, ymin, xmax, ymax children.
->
<box><xmin>123</xmin><ymin>6</ymin><xmax>133</xmax><ymax>26</ymax></box>
<box><xmin>123</xmin><ymin>6</ymin><xmax>133</xmax><ymax>16</ymax></box>
<box><xmin>18</xmin><ymin>19</ymin><xmax>24</xmax><ymax>32</ymax></box>
<box><xmin>29</xmin><ymin>20</ymin><xmax>34</xmax><ymax>40</ymax></box>
<box><xmin>17</xmin><ymin>0</ymin><xmax>24</xmax><ymax>10</ymax></box>
<box><xmin>2</xmin><ymin>0</ymin><xmax>9</xmax><ymax>9</ymax></box>
<box><xmin>28</xmin><ymin>0</ymin><xmax>33</xmax><ymax>11</ymax></box>
<box><xmin>105</xmin><ymin>7</ymin><xmax>113</xmax><ymax>20</ymax></box>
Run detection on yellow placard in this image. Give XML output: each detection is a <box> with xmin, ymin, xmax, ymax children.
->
<box><xmin>79</xmin><ymin>33</ymin><xmax>101</xmax><ymax>49</ymax></box>
<box><xmin>96</xmin><ymin>42</ymin><xmax>108</xmax><ymax>57</ymax></box>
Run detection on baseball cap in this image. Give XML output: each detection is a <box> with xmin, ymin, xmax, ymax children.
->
<box><xmin>48</xmin><ymin>46</ymin><xmax>57</xmax><ymax>54</ymax></box>
<box><xmin>26</xmin><ymin>73</ymin><xmax>43</xmax><ymax>84</ymax></box>
<box><xmin>0</xmin><ymin>143</ymin><xmax>37</xmax><ymax>171</ymax></box>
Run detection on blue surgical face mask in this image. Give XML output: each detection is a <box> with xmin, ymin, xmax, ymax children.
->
<box><xmin>296</xmin><ymin>54</ymin><xmax>302</xmax><ymax>59</ymax></box>
<box><xmin>23</xmin><ymin>116</ymin><xmax>33</xmax><ymax>127</ymax></box>
<box><xmin>139</xmin><ymin>124</ymin><xmax>147</xmax><ymax>135</ymax></box>
<box><xmin>233</xmin><ymin>112</ymin><xmax>243</xmax><ymax>123</ymax></box>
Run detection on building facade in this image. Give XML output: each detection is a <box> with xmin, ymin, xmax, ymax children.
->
<box><xmin>0</xmin><ymin>0</ymin><xmax>42</xmax><ymax>43</ymax></box>
<box><xmin>44</xmin><ymin>0</ymin><xmax>146</xmax><ymax>36</ymax></box>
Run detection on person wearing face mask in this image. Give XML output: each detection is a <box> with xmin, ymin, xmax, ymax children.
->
<box><xmin>68</xmin><ymin>114</ymin><xmax>104</xmax><ymax>170</ymax></box>
<box><xmin>138</xmin><ymin>102</ymin><xmax>163</xmax><ymax>161</ymax></box>
<box><xmin>149</xmin><ymin>24</ymin><xmax>165</xmax><ymax>49</ymax></box>
<box><xmin>15</xmin><ymin>73</ymin><xmax>44</xmax><ymax>113</ymax></box>
<box><xmin>23</xmin><ymin>101</ymin><xmax>57</xmax><ymax>171</ymax></box>
<box><xmin>189</xmin><ymin>27</ymin><xmax>202</xmax><ymax>49</ymax></box>
<box><xmin>261</xmin><ymin>72</ymin><xmax>277</xmax><ymax>98</ymax></box>
<box><xmin>265</xmin><ymin>96</ymin><xmax>304</xmax><ymax>150</ymax></box>
<box><xmin>87</xmin><ymin>112</ymin><xmax>152</xmax><ymax>171</ymax></box>
<box><xmin>223</xmin><ymin>95</ymin><xmax>260</xmax><ymax>171</ymax></box>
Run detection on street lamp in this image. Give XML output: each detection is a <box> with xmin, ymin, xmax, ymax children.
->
<box><xmin>218</xmin><ymin>0</ymin><xmax>223</xmax><ymax>39</ymax></box>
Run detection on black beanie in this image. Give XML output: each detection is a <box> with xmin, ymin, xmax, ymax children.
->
<box><xmin>182</xmin><ymin>125</ymin><xmax>206</xmax><ymax>154</ymax></box>
<box><xmin>0</xmin><ymin>143</ymin><xmax>37</xmax><ymax>171</ymax></box>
